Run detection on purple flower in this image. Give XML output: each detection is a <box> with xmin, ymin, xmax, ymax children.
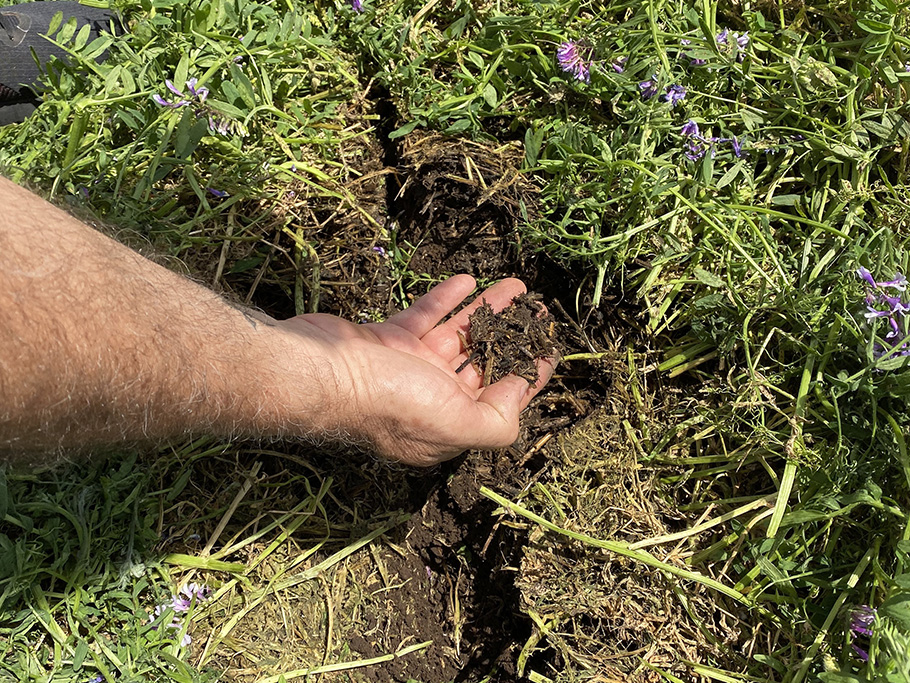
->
<box><xmin>859</xmin><ymin>272</ymin><xmax>910</xmax><ymax>359</ymax></box>
<box><xmin>690</xmin><ymin>58</ymin><xmax>707</xmax><ymax>66</ymax></box>
<box><xmin>165</xmin><ymin>79</ymin><xmax>184</xmax><ymax>97</ymax></box>
<box><xmin>351</xmin><ymin>0</ymin><xmax>363</xmax><ymax>11</ymax></box>
<box><xmin>149</xmin><ymin>583</ymin><xmax>211</xmax><ymax>648</ymax></box>
<box><xmin>611</xmin><ymin>56</ymin><xmax>627</xmax><ymax>73</ymax></box>
<box><xmin>180</xmin><ymin>582</ymin><xmax>212</xmax><ymax>602</ymax></box>
<box><xmin>684</xmin><ymin>138</ymin><xmax>707</xmax><ymax>161</ymax></box>
<box><xmin>372</xmin><ymin>245</ymin><xmax>387</xmax><ymax>256</ymax></box>
<box><xmin>716</xmin><ymin>29</ymin><xmax>729</xmax><ymax>45</ymax></box>
<box><xmin>154</xmin><ymin>79</ymin><xmax>209</xmax><ymax>109</ymax></box>
<box><xmin>735</xmin><ymin>33</ymin><xmax>749</xmax><ymax>61</ymax></box>
<box><xmin>661</xmin><ymin>84</ymin><xmax>687</xmax><ymax>107</ymax></box>
<box><xmin>680</xmin><ymin>38</ymin><xmax>691</xmax><ymax>46</ymax></box>
<box><xmin>557</xmin><ymin>41</ymin><xmax>591</xmax><ymax>83</ymax></box>
<box><xmin>185</xmin><ymin>78</ymin><xmax>209</xmax><ymax>102</ymax></box>
<box><xmin>731</xmin><ymin>137</ymin><xmax>744</xmax><ymax>157</ymax></box>
<box><xmin>856</xmin><ymin>266</ymin><xmax>878</xmax><ymax>287</ymax></box>
<box><xmin>638</xmin><ymin>78</ymin><xmax>658</xmax><ymax>99</ymax></box>
<box><xmin>152</xmin><ymin>94</ymin><xmax>189</xmax><ymax>108</ymax></box>
<box><xmin>207</xmin><ymin>188</ymin><xmax>229</xmax><ymax>198</ymax></box>
<box><xmin>681</xmin><ymin>119</ymin><xmax>699</xmax><ymax>137</ymax></box>
<box><xmin>879</xmin><ymin>273</ymin><xmax>908</xmax><ymax>291</ymax></box>
<box><xmin>849</xmin><ymin>606</ymin><xmax>876</xmax><ymax>659</ymax></box>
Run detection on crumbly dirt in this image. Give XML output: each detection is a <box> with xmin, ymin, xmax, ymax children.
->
<box><xmin>463</xmin><ymin>292</ymin><xmax>561</xmax><ymax>386</ymax></box>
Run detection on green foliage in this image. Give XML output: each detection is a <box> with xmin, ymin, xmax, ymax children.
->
<box><xmin>3</xmin><ymin>0</ymin><xmax>910</xmax><ymax>679</ymax></box>
<box><xmin>0</xmin><ymin>456</ymin><xmax>218</xmax><ymax>682</ymax></box>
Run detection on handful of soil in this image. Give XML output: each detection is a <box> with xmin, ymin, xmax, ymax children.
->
<box><xmin>459</xmin><ymin>292</ymin><xmax>561</xmax><ymax>386</ymax></box>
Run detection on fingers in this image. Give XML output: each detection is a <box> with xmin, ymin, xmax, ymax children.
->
<box><xmin>385</xmin><ymin>274</ymin><xmax>476</xmax><ymax>338</ymax></box>
<box><xmin>422</xmin><ymin>277</ymin><xmax>528</xmax><ymax>361</ymax></box>
<box><xmin>522</xmin><ymin>355</ymin><xmax>557</xmax><ymax>410</ymax></box>
<box><xmin>470</xmin><ymin>375</ymin><xmax>528</xmax><ymax>446</ymax></box>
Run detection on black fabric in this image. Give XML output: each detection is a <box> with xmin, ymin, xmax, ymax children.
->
<box><xmin>0</xmin><ymin>2</ymin><xmax>120</xmax><ymax>124</ymax></box>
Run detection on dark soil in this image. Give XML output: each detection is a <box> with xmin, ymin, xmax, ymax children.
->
<box><xmin>462</xmin><ymin>292</ymin><xmax>561</xmax><ymax>386</ymax></box>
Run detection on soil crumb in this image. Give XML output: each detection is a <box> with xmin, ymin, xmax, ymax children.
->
<box><xmin>463</xmin><ymin>292</ymin><xmax>561</xmax><ymax>385</ymax></box>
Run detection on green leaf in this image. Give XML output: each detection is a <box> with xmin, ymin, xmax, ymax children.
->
<box><xmin>818</xmin><ymin>674</ymin><xmax>867</xmax><ymax>683</ymax></box>
<box><xmin>444</xmin><ymin>118</ymin><xmax>472</xmax><ymax>133</ymax></box>
<box><xmin>879</xmin><ymin>593</ymin><xmax>910</xmax><ymax>631</ymax></box>
<box><xmin>47</xmin><ymin>10</ymin><xmax>63</xmax><ymax>35</ymax></box>
<box><xmin>856</xmin><ymin>18</ymin><xmax>893</xmax><ymax>35</ymax></box>
<box><xmin>174</xmin><ymin>112</ymin><xmax>208</xmax><ymax>160</ymax></box>
<box><xmin>389</xmin><ymin>120</ymin><xmax>419</xmax><ymax>140</ymax></box>
<box><xmin>72</xmin><ymin>639</ymin><xmax>88</xmax><ymax>669</ymax></box>
<box><xmin>174</xmin><ymin>54</ymin><xmax>189</xmax><ymax>95</ymax></box>
<box><xmin>56</xmin><ymin>16</ymin><xmax>78</xmax><ymax>44</ymax></box>
<box><xmin>230</xmin><ymin>63</ymin><xmax>257</xmax><ymax>108</ymax></box>
<box><xmin>524</xmin><ymin>127</ymin><xmax>544</xmax><ymax>167</ymax></box>
<box><xmin>716</xmin><ymin>160</ymin><xmax>743</xmax><ymax>189</ymax></box>
<box><xmin>73</xmin><ymin>23</ymin><xmax>92</xmax><ymax>50</ymax></box>
<box><xmin>694</xmin><ymin>267</ymin><xmax>726</xmax><ymax>288</ymax></box>
<box><xmin>482</xmin><ymin>83</ymin><xmax>497</xmax><ymax>108</ymax></box>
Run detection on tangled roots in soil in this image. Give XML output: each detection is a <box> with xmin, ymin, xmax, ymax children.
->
<box><xmin>391</xmin><ymin>132</ymin><xmax>540</xmax><ymax>281</ymax></box>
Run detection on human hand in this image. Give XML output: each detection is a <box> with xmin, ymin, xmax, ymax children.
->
<box><xmin>275</xmin><ymin>275</ymin><xmax>556</xmax><ymax>466</ymax></box>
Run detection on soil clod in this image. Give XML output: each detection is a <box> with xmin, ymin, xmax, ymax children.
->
<box><xmin>463</xmin><ymin>292</ymin><xmax>561</xmax><ymax>385</ymax></box>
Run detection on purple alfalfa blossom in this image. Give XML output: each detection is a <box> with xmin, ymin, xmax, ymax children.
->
<box><xmin>206</xmin><ymin>187</ymin><xmax>229</xmax><ymax>198</ymax></box>
<box><xmin>684</xmin><ymin>138</ymin><xmax>707</xmax><ymax>161</ymax></box>
<box><xmin>149</xmin><ymin>583</ymin><xmax>211</xmax><ymax>647</ymax></box>
<box><xmin>735</xmin><ymin>32</ymin><xmax>749</xmax><ymax>62</ymax></box>
<box><xmin>680</xmin><ymin>38</ymin><xmax>691</xmax><ymax>46</ymax></box>
<box><xmin>557</xmin><ymin>41</ymin><xmax>591</xmax><ymax>83</ymax></box>
<box><xmin>714</xmin><ymin>28</ymin><xmax>749</xmax><ymax>61</ymax></box>
<box><xmin>859</xmin><ymin>266</ymin><xmax>878</xmax><ymax>288</ymax></box>
<box><xmin>661</xmin><ymin>84</ymin><xmax>686</xmax><ymax>107</ymax></box>
<box><xmin>154</xmin><ymin>79</ymin><xmax>204</xmax><ymax>109</ymax></box>
<box><xmin>638</xmin><ymin>78</ymin><xmax>658</xmax><ymax>99</ymax></box>
<box><xmin>152</xmin><ymin>93</ymin><xmax>189</xmax><ymax>108</ymax></box>
<box><xmin>848</xmin><ymin>605</ymin><xmax>875</xmax><ymax>661</ymax></box>
<box><xmin>858</xmin><ymin>270</ymin><xmax>910</xmax><ymax>359</ymax></box>
<box><xmin>611</xmin><ymin>56</ymin><xmax>627</xmax><ymax>73</ymax></box>
<box><xmin>859</xmin><ymin>266</ymin><xmax>908</xmax><ymax>292</ymax></box>
<box><xmin>154</xmin><ymin>78</ymin><xmax>242</xmax><ymax>137</ymax></box>
<box><xmin>681</xmin><ymin>119</ymin><xmax>699</xmax><ymax>137</ymax></box>
<box><xmin>880</xmin><ymin>273</ymin><xmax>907</xmax><ymax>291</ymax></box>
<box><xmin>179</xmin><ymin>582</ymin><xmax>212</xmax><ymax>603</ymax></box>
<box><xmin>690</xmin><ymin>57</ymin><xmax>708</xmax><ymax>66</ymax></box>
<box><xmin>351</xmin><ymin>0</ymin><xmax>363</xmax><ymax>11</ymax></box>
<box><xmin>185</xmin><ymin>78</ymin><xmax>209</xmax><ymax>102</ymax></box>
<box><xmin>731</xmin><ymin>137</ymin><xmax>744</xmax><ymax>158</ymax></box>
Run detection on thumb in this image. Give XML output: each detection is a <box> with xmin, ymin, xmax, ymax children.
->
<box><xmin>471</xmin><ymin>376</ymin><xmax>530</xmax><ymax>449</ymax></box>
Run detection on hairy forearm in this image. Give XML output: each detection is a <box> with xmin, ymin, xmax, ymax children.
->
<box><xmin>0</xmin><ymin>177</ymin><xmax>337</xmax><ymax>459</ymax></box>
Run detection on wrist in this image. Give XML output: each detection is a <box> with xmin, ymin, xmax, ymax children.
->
<box><xmin>226</xmin><ymin>316</ymin><xmax>356</xmax><ymax>443</ymax></box>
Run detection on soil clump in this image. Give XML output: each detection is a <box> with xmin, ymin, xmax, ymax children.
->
<box><xmin>462</xmin><ymin>292</ymin><xmax>561</xmax><ymax>386</ymax></box>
